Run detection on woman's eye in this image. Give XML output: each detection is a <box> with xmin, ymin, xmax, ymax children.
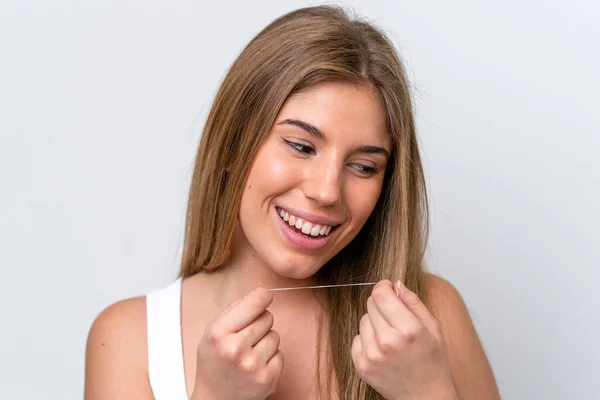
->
<box><xmin>283</xmin><ymin>139</ymin><xmax>315</xmax><ymax>155</ymax></box>
<box><xmin>351</xmin><ymin>163</ymin><xmax>378</xmax><ymax>177</ymax></box>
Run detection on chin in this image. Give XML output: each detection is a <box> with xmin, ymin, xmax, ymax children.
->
<box><xmin>267</xmin><ymin>255</ymin><xmax>322</xmax><ymax>280</ymax></box>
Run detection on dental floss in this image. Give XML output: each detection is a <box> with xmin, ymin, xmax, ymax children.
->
<box><xmin>270</xmin><ymin>282</ymin><xmax>378</xmax><ymax>291</ymax></box>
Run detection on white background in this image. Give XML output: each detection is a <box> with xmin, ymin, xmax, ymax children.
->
<box><xmin>1</xmin><ymin>0</ymin><xmax>598</xmax><ymax>398</ymax></box>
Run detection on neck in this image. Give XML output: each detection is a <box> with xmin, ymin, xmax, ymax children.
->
<box><xmin>202</xmin><ymin>246</ymin><xmax>323</xmax><ymax>311</ymax></box>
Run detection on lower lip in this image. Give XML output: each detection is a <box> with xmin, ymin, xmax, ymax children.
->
<box><xmin>274</xmin><ymin>208</ymin><xmax>334</xmax><ymax>251</ymax></box>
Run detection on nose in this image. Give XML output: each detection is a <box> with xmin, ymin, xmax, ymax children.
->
<box><xmin>302</xmin><ymin>159</ymin><xmax>343</xmax><ymax>206</ymax></box>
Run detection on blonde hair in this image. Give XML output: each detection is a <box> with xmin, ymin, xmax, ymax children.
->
<box><xmin>180</xmin><ymin>6</ymin><xmax>429</xmax><ymax>399</ymax></box>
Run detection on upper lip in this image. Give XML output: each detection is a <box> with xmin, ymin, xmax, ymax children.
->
<box><xmin>276</xmin><ymin>205</ymin><xmax>344</xmax><ymax>227</ymax></box>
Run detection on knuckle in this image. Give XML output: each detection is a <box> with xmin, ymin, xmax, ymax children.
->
<box><xmin>353</xmin><ymin>353</ymin><xmax>364</xmax><ymax>370</ymax></box>
<box><xmin>273</xmin><ymin>350</ymin><xmax>284</xmax><ymax>369</ymax></box>
<box><xmin>246</xmin><ymin>325</ymin><xmax>256</xmax><ymax>337</ymax></box>
<box><xmin>269</xmin><ymin>329</ymin><xmax>280</xmax><ymax>346</ymax></box>
<box><xmin>400</xmin><ymin>324</ymin><xmax>423</xmax><ymax>343</ymax></box>
<box><xmin>204</xmin><ymin>324</ymin><xmax>223</xmax><ymax>345</ymax></box>
<box><xmin>355</xmin><ymin>356</ymin><xmax>373</xmax><ymax>377</ymax></box>
<box><xmin>365</xmin><ymin>346</ymin><xmax>383</xmax><ymax>364</ymax></box>
<box><xmin>378</xmin><ymin>335</ymin><xmax>398</xmax><ymax>354</ymax></box>
<box><xmin>264</xmin><ymin>311</ymin><xmax>274</xmax><ymax>327</ymax></box>
<box><xmin>240</xmin><ymin>355</ymin><xmax>259</xmax><ymax>373</ymax></box>
<box><xmin>221</xmin><ymin>340</ymin><xmax>243</xmax><ymax>361</ymax></box>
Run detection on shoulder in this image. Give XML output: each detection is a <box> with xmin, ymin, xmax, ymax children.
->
<box><xmin>425</xmin><ymin>273</ymin><xmax>465</xmax><ymax>319</ymax></box>
<box><xmin>425</xmin><ymin>273</ymin><xmax>501</xmax><ymax>399</ymax></box>
<box><xmin>84</xmin><ymin>296</ymin><xmax>154</xmax><ymax>399</ymax></box>
<box><xmin>86</xmin><ymin>296</ymin><xmax>147</xmax><ymax>353</ymax></box>
<box><xmin>424</xmin><ymin>274</ymin><xmax>473</xmax><ymax>345</ymax></box>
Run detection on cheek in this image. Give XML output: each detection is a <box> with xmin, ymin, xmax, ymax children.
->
<box><xmin>248</xmin><ymin>146</ymin><xmax>298</xmax><ymax>192</ymax></box>
<box><xmin>346</xmin><ymin>180</ymin><xmax>384</xmax><ymax>224</ymax></box>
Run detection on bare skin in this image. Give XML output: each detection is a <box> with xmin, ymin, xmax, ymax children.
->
<box><xmin>181</xmin><ymin>273</ymin><xmax>326</xmax><ymax>399</ymax></box>
<box><xmin>85</xmin><ymin>82</ymin><xmax>500</xmax><ymax>399</ymax></box>
<box><xmin>84</xmin><ymin>274</ymin><xmax>500</xmax><ymax>399</ymax></box>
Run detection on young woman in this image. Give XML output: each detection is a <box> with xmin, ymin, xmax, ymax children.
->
<box><xmin>85</xmin><ymin>5</ymin><xmax>500</xmax><ymax>400</ymax></box>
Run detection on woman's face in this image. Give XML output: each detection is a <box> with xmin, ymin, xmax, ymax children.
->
<box><xmin>237</xmin><ymin>81</ymin><xmax>391</xmax><ymax>280</ymax></box>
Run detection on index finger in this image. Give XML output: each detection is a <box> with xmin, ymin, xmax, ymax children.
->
<box><xmin>370</xmin><ymin>280</ymin><xmax>419</xmax><ymax>330</ymax></box>
<box><xmin>219</xmin><ymin>287</ymin><xmax>274</xmax><ymax>332</ymax></box>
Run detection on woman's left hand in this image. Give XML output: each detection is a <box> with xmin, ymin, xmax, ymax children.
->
<box><xmin>351</xmin><ymin>280</ymin><xmax>458</xmax><ymax>400</ymax></box>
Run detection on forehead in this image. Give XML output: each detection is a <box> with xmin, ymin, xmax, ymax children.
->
<box><xmin>276</xmin><ymin>81</ymin><xmax>390</xmax><ymax>147</ymax></box>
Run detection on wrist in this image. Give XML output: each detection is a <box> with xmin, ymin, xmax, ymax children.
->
<box><xmin>422</xmin><ymin>372</ymin><xmax>458</xmax><ymax>400</ymax></box>
<box><xmin>423</xmin><ymin>385</ymin><xmax>458</xmax><ymax>400</ymax></box>
<box><xmin>392</xmin><ymin>385</ymin><xmax>458</xmax><ymax>400</ymax></box>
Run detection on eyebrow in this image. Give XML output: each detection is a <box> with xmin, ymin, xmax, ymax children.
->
<box><xmin>279</xmin><ymin>118</ymin><xmax>326</xmax><ymax>140</ymax></box>
<box><xmin>278</xmin><ymin>118</ymin><xmax>391</xmax><ymax>159</ymax></box>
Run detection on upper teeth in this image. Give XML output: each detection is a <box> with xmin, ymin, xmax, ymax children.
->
<box><xmin>277</xmin><ymin>207</ymin><xmax>333</xmax><ymax>237</ymax></box>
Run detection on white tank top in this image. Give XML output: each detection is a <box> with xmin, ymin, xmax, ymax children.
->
<box><xmin>146</xmin><ymin>277</ymin><xmax>189</xmax><ymax>400</ymax></box>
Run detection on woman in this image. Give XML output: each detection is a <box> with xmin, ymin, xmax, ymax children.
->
<box><xmin>85</xmin><ymin>5</ymin><xmax>500</xmax><ymax>400</ymax></box>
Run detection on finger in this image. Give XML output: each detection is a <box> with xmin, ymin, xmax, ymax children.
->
<box><xmin>366</xmin><ymin>296</ymin><xmax>392</xmax><ymax>342</ymax></box>
<box><xmin>219</xmin><ymin>287</ymin><xmax>274</xmax><ymax>332</ymax></box>
<box><xmin>237</xmin><ymin>310</ymin><xmax>274</xmax><ymax>347</ymax></box>
<box><xmin>351</xmin><ymin>334</ymin><xmax>362</xmax><ymax>369</ymax></box>
<box><xmin>359</xmin><ymin>313</ymin><xmax>376</xmax><ymax>351</ymax></box>
<box><xmin>395</xmin><ymin>280</ymin><xmax>439</xmax><ymax>334</ymax></box>
<box><xmin>222</xmin><ymin>297</ymin><xmax>244</xmax><ymax>313</ymax></box>
<box><xmin>252</xmin><ymin>329</ymin><xmax>280</xmax><ymax>364</ymax></box>
<box><xmin>266</xmin><ymin>349</ymin><xmax>284</xmax><ymax>380</ymax></box>
<box><xmin>361</xmin><ymin>312</ymin><xmax>386</xmax><ymax>364</ymax></box>
<box><xmin>370</xmin><ymin>280</ymin><xmax>420</xmax><ymax>331</ymax></box>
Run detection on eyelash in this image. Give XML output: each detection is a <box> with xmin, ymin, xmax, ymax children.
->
<box><xmin>283</xmin><ymin>139</ymin><xmax>378</xmax><ymax>177</ymax></box>
<box><xmin>283</xmin><ymin>138</ymin><xmax>315</xmax><ymax>155</ymax></box>
<box><xmin>351</xmin><ymin>164</ymin><xmax>378</xmax><ymax>177</ymax></box>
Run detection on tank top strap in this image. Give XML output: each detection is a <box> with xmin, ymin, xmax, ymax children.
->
<box><xmin>146</xmin><ymin>277</ymin><xmax>189</xmax><ymax>399</ymax></box>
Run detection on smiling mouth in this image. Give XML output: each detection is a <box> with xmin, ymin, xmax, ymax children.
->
<box><xmin>276</xmin><ymin>207</ymin><xmax>340</xmax><ymax>239</ymax></box>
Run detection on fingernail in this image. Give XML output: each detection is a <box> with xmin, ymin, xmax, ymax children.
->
<box><xmin>395</xmin><ymin>280</ymin><xmax>400</xmax><ymax>296</ymax></box>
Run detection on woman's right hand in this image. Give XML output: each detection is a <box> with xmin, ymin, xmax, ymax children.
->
<box><xmin>191</xmin><ymin>287</ymin><xmax>284</xmax><ymax>400</ymax></box>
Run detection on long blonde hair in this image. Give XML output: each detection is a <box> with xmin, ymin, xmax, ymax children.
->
<box><xmin>180</xmin><ymin>6</ymin><xmax>429</xmax><ymax>399</ymax></box>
